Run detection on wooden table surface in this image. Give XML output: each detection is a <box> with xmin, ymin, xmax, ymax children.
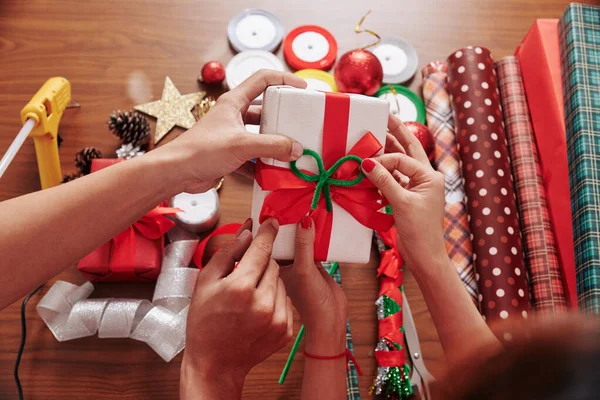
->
<box><xmin>0</xmin><ymin>0</ymin><xmax>594</xmax><ymax>398</ymax></box>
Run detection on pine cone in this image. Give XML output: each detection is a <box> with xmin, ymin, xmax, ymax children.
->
<box><xmin>61</xmin><ymin>172</ymin><xmax>81</xmax><ymax>184</ymax></box>
<box><xmin>108</xmin><ymin>110</ymin><xmax>150</xmax><ymax>146</ymax></box>
<box><xmin>75</xmin><ymin>147</ymin><xmax>102</xmax><ymax>175</ymax></box>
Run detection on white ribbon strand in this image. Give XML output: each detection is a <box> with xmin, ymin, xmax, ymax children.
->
<box><xmin>37</xmin><ymin>226</ymin><xmax>200</xmax><ymax>362</ymax></box>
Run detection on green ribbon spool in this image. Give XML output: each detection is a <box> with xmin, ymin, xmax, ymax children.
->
<box><xmin>290</xmin><ymin>149</ymin><xmax>364</xmax><ymax>212</ymax></box>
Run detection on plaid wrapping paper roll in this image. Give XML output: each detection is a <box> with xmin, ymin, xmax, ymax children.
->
<box><xmin>515</xmin><ymin>19</ymin><xmax>578</xmax><ymax>308</ymax></box>
<box><xmin>559</xmin><ymin>4</ymin><xmax>600</xmax><ymax>314</ymax></box>
<box><xmin>495</xmin><ymin>56</ymin><xmax>568</xmax><ymax>314</ymax></box>
<box><xmin>422</xmin><ymin>61</ymin><xmax>479</xmax><ymax>307</ymax></box>
<box><xmin>447</xmin><ymin>46</ymin><xmax>531</xmax><ymax>324</ymax></box>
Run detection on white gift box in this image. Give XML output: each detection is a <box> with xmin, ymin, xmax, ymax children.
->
<box><xmin>251</xmin><ymin>86</ymin><xmax>389</xmax><ymax>263</ymax></box>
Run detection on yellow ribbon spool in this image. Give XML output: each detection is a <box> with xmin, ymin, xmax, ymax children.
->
<box><xmin>294</xmin><ymin>69</ymin><xmax>338</xmax><ymax>92</ymax></box>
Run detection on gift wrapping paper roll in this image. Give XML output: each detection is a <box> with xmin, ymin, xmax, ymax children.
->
<box><xmin>447</xmin><ymin>47</ymin><xmax>531</xmax><ymax>323</ymax></box>
<box><xmin>422</xmin><ymin>61</ymin><xmax>479</xmax><ymax>307</ymax></box>
<box><xmin>559</xmin><ymin>4</ymin><xmax>600</xmax><ymax>314</ymax></box>
<box><xmin>515</xmin><ymin>19</ymin><xmax>578</xmax><ymax>308</ymax></box>
<box><xmin>495</xmin><ymin>56</ymin><xmax>568</xmax><ymax>314</ymax></box>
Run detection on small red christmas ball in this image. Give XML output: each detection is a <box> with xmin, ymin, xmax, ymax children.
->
<box><xmin>200</xmin><ymin>61</ymin><xmax>225</xmax><ymax>85</ymax></box>
<box><xmin>334</xmin><ymin>49</ymin><xmax>383</xmax><ymax>96</ymax></box>
<box><xmin>404</xmin><ymin>121</ymin><xmax>435</xmax><ymax>162</ymax></box>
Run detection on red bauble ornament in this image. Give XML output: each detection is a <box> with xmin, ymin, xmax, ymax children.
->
<box><xmin>404</xmin><ymin>121</ymin><xmax>435</xmax><ymax>162</ymax></box>
<box><xmin>200</xmin><ymin>61</ymin><xmax>225</xmax><ymax>85</ymax></box>
<box><xmin>333</xmin><ymin>49</ymin><xmax>383</xmax><ymax>96</ymax></box>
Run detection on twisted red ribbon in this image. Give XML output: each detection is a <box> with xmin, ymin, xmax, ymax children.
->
<box><xmin>375</xmin><ymin>225</ymin><xmax>406</xmax><ymax>367</ymax></box>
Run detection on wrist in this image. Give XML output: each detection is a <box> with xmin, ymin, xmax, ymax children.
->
<box><xmin>408</xmin><ymin>249</ymin><xmax>454</xmax><ymax>284</ymax></box>
<box><xmin>180</xmin><ymin>354</ymin><xmax>246</xmax><ymax>400</ymax></box>
<box><xmin>304</xmin><ymin>322</ymin><xmax>347</xmax><ymax>355</ymax></box>
<box><xmin>142</xmin><ymin>145</ymin><xmax>188</xmax><ymax>199</ymax></box>
<box><xmin>403</xmin><ymin>240</ymin><xmax>448</xmax><ymax>277</ymax></box>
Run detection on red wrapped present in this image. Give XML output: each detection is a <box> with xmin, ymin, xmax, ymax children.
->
<box><xmin>515</xmin><ymin>20</ymin><xmax>577</xmax><ymax>309</ymax></box>
<box><xmin>77</xmin><ymin>159</ymin><xmax>178</xmax><ymax>282</ymax></box>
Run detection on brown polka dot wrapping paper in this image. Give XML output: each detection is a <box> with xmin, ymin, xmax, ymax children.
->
<box><xmin>447</xmin><ymin>47</ymin><xmax>531</xmax><ymax>324</ymax></box>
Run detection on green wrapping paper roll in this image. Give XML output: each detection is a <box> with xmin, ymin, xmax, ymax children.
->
<box><xmin>559</xmin><ymin>3</ymin><xmax>600</xmax><ymax>314</ymax></box>
<box><xmin>447</xmin><ymin>47</ymin><xmax>531</xmax><ymax>327</ymax></box>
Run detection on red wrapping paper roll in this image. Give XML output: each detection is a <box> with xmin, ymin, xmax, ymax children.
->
<box><xmin>447</xmin><ymin>47</ymin><xmax>531</xmax><ymax>323</ymax></box>
<box><xmin>495</xmin><ymin>56</ymin><xmax>568</xmax><ymax>314</ymax></box>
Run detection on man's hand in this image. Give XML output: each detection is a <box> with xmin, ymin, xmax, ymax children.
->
<box><xmin>181</xmin><ymin>219</ymin><xmax>293</xmax><ymax>400</ymax></box>
<box><xmin>155</xmin><ymin>70</ymin><xmax>307</xmax><ymax>194</ymax></box>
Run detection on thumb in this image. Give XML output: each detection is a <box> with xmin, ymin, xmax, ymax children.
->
<box><xmin>237</xmin><ymin>132</ymin><xmax>304</xmax><ymax>162</ymax></box>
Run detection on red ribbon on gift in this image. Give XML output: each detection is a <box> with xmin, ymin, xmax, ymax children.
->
<box><xmin>108</xmin><ymin>206</ymin><xmax>181</xmax><ymax>279</ymax></box>
<box><xmin>375</xmin><ymin>225</ymin><xmax>406</xmax><ymax>367</ymax></box>
<box><xmin>254</xmin><ymin>91</ymin><xmax>393</xmax><ymax>260</ymax></box>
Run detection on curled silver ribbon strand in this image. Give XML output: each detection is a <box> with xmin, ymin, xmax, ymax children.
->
<box><xmin>37</xmin><ymin>225</ymin><xmax>199</xmax><ymax>362</ymax></box>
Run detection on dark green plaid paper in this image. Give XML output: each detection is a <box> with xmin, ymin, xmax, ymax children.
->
<box><xmin>331</xmin><ymin>267</ymin><xmax>361</xmax><ymax>400</ymax></box>
<box><xmin>559</xmin><ymin>3</ymin><xmax>600</xmax><ymax>314</ymax></box>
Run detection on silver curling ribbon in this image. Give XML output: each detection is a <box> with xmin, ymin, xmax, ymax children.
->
<box><xmin>37</xmin><ymin>224</ymin><xmax>200</xmax><ymax>362</ymax></box>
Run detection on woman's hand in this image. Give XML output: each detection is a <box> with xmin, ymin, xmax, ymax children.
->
<box><xmin>279</xmin><ymin>216</ymin><xmax>348</xmax><ymax>400</ymax></box>
<box><xmin>279</xmin><ymin>216</ymin><xmax>348</xmax><ymax>354</ymax></box>
<box><xmin>362</xmin><ymin>114</ymin><xmax>447</xmax><ymax>271</ymax></box>
<box><xmin>181</xmin><ymin>219</ymin><xmax>293</xmax><ymax>400</ymax></box>
<box><xmin>153</xmin><ymin>70</ymin><xmax>307</xmax><ymax>195</ymax></box>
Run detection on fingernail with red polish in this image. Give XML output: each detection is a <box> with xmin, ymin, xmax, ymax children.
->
<box><xmin>244</xmin><ymin>217</ymin><xmax>252</xmax><ymax>226</ymax></box>
<box><xmin>301</xmin><ymin>216</ymin><xmax>312</xmax><ymax>230</ymax></box>
<box><xmin>362</xmin><ymin>158</ymin><xmax>376</xmax><ymax>173</ymax></box>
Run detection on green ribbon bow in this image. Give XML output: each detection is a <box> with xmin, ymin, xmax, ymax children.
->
<box><xmin>289</xmin><ymin>149</ymin><xmax>364</xmax><ymax>212</ymax></box>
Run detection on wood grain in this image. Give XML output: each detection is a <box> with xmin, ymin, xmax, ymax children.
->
<box><xmin>0</xmin><ymin>0</ymin><xmax>593</xmax><ymax>398</ymax></box>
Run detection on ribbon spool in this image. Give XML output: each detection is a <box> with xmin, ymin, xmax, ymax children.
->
<box><xmin>294</xmin><ymin>69</ymin><xmax>338</xmax><ymax>92</ymax></box>
<box><xmin>283</xmin><ymin>25</ymin><xmax>338</xmax><ymax>71</ymax></box>
<box><xmin>225</xmin><ymin>50</ymin><xmax>284</xmax><ymax>103</ymax></box>
<box><xmin>170</xmin><ymin>190</ymin><xmax>220</xmax><ymax>233</ymax></box>
<box><xmin>227</xmin><ymin>9</ymin><xmax>284</xmax><ymax>53</ymax></box>
<box><xmin>375</xmin><ymin>84</ymin><xmax>426</xmax><ymax>124</ymax></box>
<box><xmin>370</xmin><ymin>36</ymin><xmax>419</xmax><ymax>84</ymax></box>
<box><xmin>37</xmin><ymin>226</ymin><xmax>200</xmax><ymax>362</ymax></box>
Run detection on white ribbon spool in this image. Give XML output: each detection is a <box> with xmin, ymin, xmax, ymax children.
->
<box><xmin>170</xmin><ymin>190</ymin><xmax>220</xmax><ymax>233</ymax></box>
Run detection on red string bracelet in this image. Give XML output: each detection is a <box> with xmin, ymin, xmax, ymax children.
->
<box><xmin>302</xmin><ymin>349</ymin><xmax>363</xmax><ymax>376</ymax></box>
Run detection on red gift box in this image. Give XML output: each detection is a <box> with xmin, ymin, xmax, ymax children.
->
<box><xmin>515</xmin><ymin>19</ymin><xmax>577</xmax><ymax>309</ymax></box>
<box><xmin>77</xmin><ymin>159</ymin><xmax>176</xmax><ymax>282</ymax></box>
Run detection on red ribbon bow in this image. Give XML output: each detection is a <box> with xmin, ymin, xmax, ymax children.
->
<box><xmin>254</xmin><ymin>92</ymin><xmax>393</xmax><ymax>260</ymax></box>
<box><xmin>108</xmin><ymin>206</ymin><xmax>180</xmax><ymax>279</ymax></box>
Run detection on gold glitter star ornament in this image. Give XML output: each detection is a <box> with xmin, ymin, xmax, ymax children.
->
<box><xmin>134</xmin><ymin>77</ymin><xmax>205</xmax><ymax>144</ymax></box>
